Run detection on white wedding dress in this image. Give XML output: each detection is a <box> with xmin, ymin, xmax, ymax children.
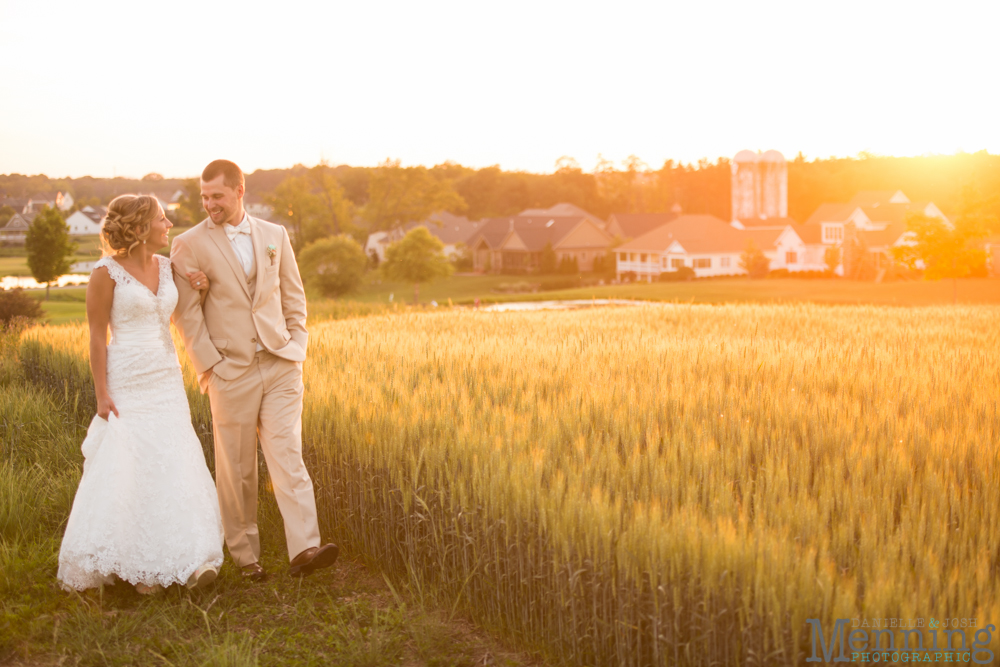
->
<box><xmin>57</xmin><ymin>254</ymin><xmax>224</xmax><ymax>590</ymax></box>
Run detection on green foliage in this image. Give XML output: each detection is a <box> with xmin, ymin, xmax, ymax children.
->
<box><xmin>591</xmin><ymin>250</ymin><xmax>616</xmax><ymax>276</ymax></box>
<box><xmin>895</xmin><ymin>212</ymin><xmax>985</xmax><ymax>280</ymax></box>
<box><xmin>363</xmin><ymin>160</ymin><xmax>466</xmax><ymax>232</ymax></box>
<box><xmin>0</xmin><ymin>205</ymin><xmax>15</xmax><ymax>226</ymax></box>
<box><xmin>381</xmin><ymin>226</ymin><xmax>453</xmax><ymax>304</ymax></box>
<box><xmin>269</xmin><ymin>164</ymin><xmax>355</xmax><ymax>250</ymax></box>
<box><xmin>174</xmin><ymin>178</ymin><xmax>204</xmax><ymax>226</ymax></box>
<box><xmin>450</xmin><ymin>241</ymin><xmax>473</xmax><ymax>272</ymax></box>
<box><xmin>739</xmin><ymin>239</ymin><xmax>770</xmax><ymax>278</ymax></box>
<box><xmin>25</xmin><ymin>206</ymin><xmax>76</xmax><ymax>297</ymax></box>
<box><xmin>0</xmin><ymin>288</ymin><xmax>44</xmax><ymax>324</ymax></box>
<box><xmin>659</xmin><ymin>265</ymin><xmax>695</xmax><ymax>281</ymax></box>
<box><xmin>539</xmin><ymin>242</ymin><xmax>557</xmax><ymax>274</ymax></box>
<box><xmin>298</xmin><ymin>235</ymin><xmax>369</xmax><ymax>298</ymax></box>
<box><xmin>823</xmin><ymin>245</ymin><xmax>841</xmax><ymax>274</ymax></box>
<box><xmin>557</xmin><ymin>254</ymin><xmax>579</xmax><ymax>274</ymax></box>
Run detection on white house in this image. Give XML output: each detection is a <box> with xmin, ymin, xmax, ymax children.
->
<box><xmin>245</xmin><ymin>194</ymin><xmax>275</xmax><ymax>221</ymax></box>
<box><xmin>801</xmin><ymin>190</ymin><xmax>950</xmax><ymax>273</ymax></box>
<box><xmin>615</xmin><ymin>214</ymin><xmax>808</xmax><ymax>280</ymax></box>
<box><xmin>26</xmin><ymin>192</ymin><xmax>73</xmax><ymax>213</ymax></box>
<box><xmin>66</xmin><ymin>206</ymin><xmax>107</xmax><ymax>236</ymax></box>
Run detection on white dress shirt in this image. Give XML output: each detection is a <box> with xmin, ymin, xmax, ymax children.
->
<box><xmin>225</xmin><ymin>212</ymin><xmax>255</xmax><ymax>276</ymax></box>
<box><xmin>225</xmin><ymin>212</ymin><xmax>263</xmax><ymax>352</ymax></box>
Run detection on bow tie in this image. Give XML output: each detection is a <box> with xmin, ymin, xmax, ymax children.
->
<box><xmin>225</xmin><ymin>220</ymin><xmax>251</xmax><ymax>241</ymax></box>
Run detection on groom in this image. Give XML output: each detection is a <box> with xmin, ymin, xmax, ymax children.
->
<box><xmin>171</xmin><ymin>159</ymin><xmax>338</xmax><ymax>581</ymax></box>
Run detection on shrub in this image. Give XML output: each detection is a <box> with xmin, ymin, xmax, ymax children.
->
<box><xmin>0</xmin><ymin>289</ymin><xmax>44</xmax><ymax>324</ymax></box>
<box><xmin>298</xmin><ymin>235</ymin><xmax>369</xmax><ymax>298</ymax></box>
<box><xmin>659</xmin><ymin>266</ymin><xmax>695</xmax><ymax>282</ymax></box>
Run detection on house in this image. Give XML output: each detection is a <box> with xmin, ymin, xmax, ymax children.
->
<box><xmin>518</xmin><ymin>203</ymin><xmax>607</xmax><ymax>230</ymax></box>
<box><xmin>245</xmin><ymin>194</ymin><xmax>274</xmax><ymax>221</ymax></box>
<box><xmin>801</xmin><ymin>190</ymin><xmax>950</xmax><ymax>273</ymax></box>
<box><xmin>0</xmin><ymin>197</ymin><xmax>29</xmax><ymax>214</ymax></box>
<box><xmin>466</xmin><ymin>215</ymin><xmax>613</xmax><ymax>273</ymax></box>
<box><xmin>0</xmin><ymin>212</ymin><xmax>34</xmax><ymax>245</ymax></box>
<box><xmin>615</xmin><ymin>214</ymin><xmax>808</xmax><ymax>280</ymax></box>
<box><xmin>66</xmin><ymin>205</ymin><xmax>108</xmax><ymax>236</ymax></box>
<box><xmin>26</xmin><ymin>192</ymin><xmax>73</xmax><ymax>213</ymax></box>
<box><xmin>606</xmin><ymin>211</ymin><xmax>679</xmax><ymax>240</ymax></box>
<box><xmin>365</xmin><ymin>211</ymin><xmax>482</xmax><ymax>263</ymax></box>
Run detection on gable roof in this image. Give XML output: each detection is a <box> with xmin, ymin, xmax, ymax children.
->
<box><xmin>468</xmin><ymin>215</ymin><xmax>607</xmax><ymax>252</ymax></box>
<box><xmin>80</xmin><ymin>206</ymin><xmax>107</xmax><ymax>224</ymax></box>
<box><xmin>518</xmin><ymin>203</ymin><xmax>605</xmax><ymax>228</ymax></box>
<box><xmin>618</xmin><ymin>215</ymin><xmax>750</xmax><ymax>254</ymax></box>
<box><xmin>805</xmin><ymin>203</ymin><xmax>856</xmax><ymax>225</ymax></box>
<box><xmin>850</xmin><ymin>190</ymin><xmax>909</xmax><ymax>206</ymax></box>
<box><xmin>735</xmin><ymin>216</ymin><xmax>799</xmax><ymax>229</ymax></box>
<box><xmin>419</xmin><ymin>211</ymin><xmax>482</xmax><ymax>245</ymax></box>
<box><xmin>607</xmin><ymin>213</ymin><xmax>677</xmax><ymax>238</ymax></box>
<box><xmin>2</xmin><ymin>213</ymin><xmax>31</xmax><ymax>231</ymax></box>
<box><xmin>793</xmin><ymin>222</ymin><xmax>824</xmax><ymax>244</ymax></box>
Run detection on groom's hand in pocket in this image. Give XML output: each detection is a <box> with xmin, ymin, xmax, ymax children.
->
<box><xmin>97</xmin><ymin>395</ymin><xmax>119</xmax><ymax>420</ymax></box>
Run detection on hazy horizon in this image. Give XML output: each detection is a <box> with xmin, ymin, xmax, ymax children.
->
<box><xmin>2</xmin><ymin>0</ymin><xmax>997</xmax><ymax>180</ymax></box>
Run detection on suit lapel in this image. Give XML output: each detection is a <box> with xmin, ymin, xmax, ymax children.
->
<box><xmin>249</xmin><ymin>217</ymin><xmax>268</xmax><ymax>307</ymax></box>
<box><xmin>208</xmin><ymin>222</ymin><xmax>252</xmax><ymax>300</ymax></box>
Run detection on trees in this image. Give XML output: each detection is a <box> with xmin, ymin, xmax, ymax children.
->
<box><xmin>174</xmin><ymin>178</ymin><xmax>205</xmax><ymax>227</ymax></box>
<box><xmin>539</xmin><ymin>242</ymin><xmax>558</xmax><ymax>274</ymax></box>
<box><xmin>892</xmin><ymin>189</ymin><xmax>993</xmax><ymax>302</ymax></box>
<box><xmin>823</xmin><ymin>245</ymin><xmax>841</xmax><ymax>275</ymax></box>
<box><xmin>268</xmin><ymin>165</ymin><xmax>355</xmax><ymax>251</ymax></box>
<box><xmin>381</xmin><ymin>226</ymin><xmax>453</xmax><ymax>304</ymax></box>
<box><xmin>297</xmin><ymin>235</ymin><xmax>368</xmax><ymax>298</ymax></box>
<box><xmin>739</xmin><ymin>239</ymin><xmax>770</xmax><ymax>278</ymax></box>
<box><xmin>25</xmin><ymin>207</ymin><xmax>76</xmax><ymax>299</ymax></box>
<box><xmin>363</xmin><ymin>160</ymin><xmax>465</xmax><ymax>233</ymax></box>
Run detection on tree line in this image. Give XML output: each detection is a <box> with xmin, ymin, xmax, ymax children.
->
<box><xmin>5</xmin><ymin>151</ymin><xmax>999</xmax><ymax>235</ymax></box>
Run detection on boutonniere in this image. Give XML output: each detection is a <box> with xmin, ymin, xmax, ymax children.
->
<box><xmin>266</xmin><ymin>244</ymin><xmax>277</xmax><ymax>266</ymax></box>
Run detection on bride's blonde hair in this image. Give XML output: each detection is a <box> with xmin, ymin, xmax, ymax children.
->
<box><xmin>101</xmin><ymin>194</ymin><xmax>161</xmax><ymax>258</ymax></box>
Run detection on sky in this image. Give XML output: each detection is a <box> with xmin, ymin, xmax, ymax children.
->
<box><xmin>1</xmin><ymin>0</ymin><xmax>997</xmax><ymax>179</ymax></box>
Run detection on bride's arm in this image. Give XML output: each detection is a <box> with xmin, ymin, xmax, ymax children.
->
<box><xmin>86</xmin><ymin>267</ymin><xmax>118</xmax><ymax>419</ymax></box>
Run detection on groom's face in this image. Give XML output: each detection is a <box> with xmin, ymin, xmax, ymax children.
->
<box><xmin>200</xmin><ymin>175</ymin><xmax>245</xmax><ymax>227</ymax></box>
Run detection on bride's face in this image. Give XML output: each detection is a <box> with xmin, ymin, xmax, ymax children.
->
<box><xmin>147</xmin><ymin>207</ymin><xmax>172</xmax><ymax>251</ymax></box>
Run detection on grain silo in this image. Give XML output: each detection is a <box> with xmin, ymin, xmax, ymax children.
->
<box><xmin>730</xmin><ymin>149</ymin><xmax>787</xmax><ymax>221</ymax></box>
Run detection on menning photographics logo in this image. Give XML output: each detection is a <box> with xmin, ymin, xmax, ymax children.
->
<box><xmin>806</xmin><ymin>617</ymin><xmax>996</xmax><ymax>664</ymax></box>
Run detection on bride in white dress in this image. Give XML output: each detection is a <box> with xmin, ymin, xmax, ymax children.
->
<box><xmin>58</xmin><ymin>194</ymin><xmax>224</xmax><ymax>594</ymax></box>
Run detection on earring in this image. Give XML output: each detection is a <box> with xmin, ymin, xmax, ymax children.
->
<box><xmin>143</xmin><ymin>240</ymin><xmax>146</xmax><ymax>244</ymax></box>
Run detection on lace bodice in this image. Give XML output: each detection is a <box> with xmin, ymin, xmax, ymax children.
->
<box><xmin>94</xmin><ymin>255</ymin><xmax>176</xmax><ymax>350</ymax></box>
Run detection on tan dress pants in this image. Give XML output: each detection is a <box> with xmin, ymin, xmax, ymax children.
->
<box><xmin>206</xmin><ymin>350</ymin><xmax>320</xmax><ymax>566</ymax></box>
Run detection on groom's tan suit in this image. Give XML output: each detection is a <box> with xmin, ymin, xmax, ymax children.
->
<box><xmin>170</xmin><ymin>215</ymin><xmax>320</xmax><ymax>566</ymax></box>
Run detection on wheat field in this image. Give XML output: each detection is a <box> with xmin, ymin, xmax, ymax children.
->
<box><xmin>20</xmin><ymin>303</ymin><xmax>1000</xmax><ymax>665</ymax></box>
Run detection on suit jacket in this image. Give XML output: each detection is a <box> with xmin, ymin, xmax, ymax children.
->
<box><xmin>170</xmin><ymin>214</ymin><xmax>307</xmax><ymax>392</ymax></box>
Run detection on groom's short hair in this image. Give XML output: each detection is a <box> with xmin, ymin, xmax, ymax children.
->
<box><xmin>202</xmin><ymin>160</ymin><xmax>245</xmax><ymax>190</ymax></box>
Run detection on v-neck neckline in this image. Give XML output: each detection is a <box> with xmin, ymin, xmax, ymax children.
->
<box><xmin>113</xmin><ymin>255</ymin><xmax>161</xmax><ymax>298</ymax></box>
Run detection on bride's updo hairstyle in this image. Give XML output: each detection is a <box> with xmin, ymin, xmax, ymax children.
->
<box><xmin>101</xmin><ymin>194</ymin><xmax>161</xmax><ymax>258</ymax></box>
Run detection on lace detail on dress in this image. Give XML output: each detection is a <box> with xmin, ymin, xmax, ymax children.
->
<box><xmin>58</xmin><ymin>254</ymin><xmax>223</xmax><ymax>591</ymax></box>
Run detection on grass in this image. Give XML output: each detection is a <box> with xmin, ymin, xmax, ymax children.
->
<box><xmin>0</xmin><ymin>325</ymin><xmax>535</xmax><ymax>666</ymax></box>
<box><xmin>20</xmin><ymin>304</ymin><xmax>1000</xmax><ymax>666</ymax></box>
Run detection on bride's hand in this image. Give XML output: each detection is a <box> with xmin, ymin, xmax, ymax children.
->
<box><xmin>97</xmin><ymin>395</ymin><xmax>119</xmax><ymax>420</ymax></box>
<box><xmin>186</xmin><ymin>271</ymin><xmax>209</xmax><ymax>292</ymax></box>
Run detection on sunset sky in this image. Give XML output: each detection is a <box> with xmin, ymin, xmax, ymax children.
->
<box><xmin>1</xmin><ymin>0</ymin><xmax>997</xmax><ymax>178</ymax></box>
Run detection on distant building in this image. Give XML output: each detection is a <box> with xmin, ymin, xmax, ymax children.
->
<box><xmin>800</xmin><ymin>190</ymin><xmax>949</xmax><ymax>274</ymax></box>
<box><xmin>245</xmin><ymin>194</ymin><xmax>274</xmax><ymax>221</ymax></box>
<box><xmin>26</xmin><ymin>192</ymin><xmax>73</xmax><ymax>213</ymax></box>
<box><xmin>606</xmin><ymin>212</ymin><xmax>679</xmax><ymax>240</ymax></box>
<box><xmin>66</xmin><ymin>205</ymin><xmax>108</xmax><ymax>236</ymax></box>
<box><xmin>0</xmin><ymin>197</ymin><xmax>29</xmax><ymax>214</ymax></box>
<box><xmin>0</xmin><ymin>212</ymin><xmax>34</xmax><ymax>245</ymax></box>
<box><xmin>731</xmin><ymin>150</ymin><xmax>787</xmax><ymax>221</ymax></box>
<box><xmin>615</xmin><ymin>214</ymin><xmax>806</xmax><ymax>281</ymax></box>
<box><xmin>519</xmin><ymin>203</ymin><xmax>607</xmax><ymax>230</ymax></box>
<box><xmin>365</xmin><ymin>211</ymin><xmax>482</xmax><ymax>263</ymax></box>
<box><xmin>466</xmin><ymin>215</ymin><xmax>612</xmax><ymax>273</ymax></box>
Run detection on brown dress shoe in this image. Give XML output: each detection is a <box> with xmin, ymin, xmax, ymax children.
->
<box><xmin>289</xmin><ymin>543</ymin><xmax>339</xmax><ymax>577</ymax></box>
<box><xmin>241</xmin><ymin>562</ymin><xmax>267</xmax><ymax>582</ymax></box>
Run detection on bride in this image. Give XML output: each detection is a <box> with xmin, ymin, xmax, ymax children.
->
<box><xmin>58</xmin><ymin>194</ymin><xmax>224</xmax><ymax>595</ymax></box>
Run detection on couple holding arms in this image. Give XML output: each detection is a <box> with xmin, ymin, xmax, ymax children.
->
<box><xmin>57</xmin><ymin>160</ymin><xmax>337</xmax><ymax>594</ymax></box>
